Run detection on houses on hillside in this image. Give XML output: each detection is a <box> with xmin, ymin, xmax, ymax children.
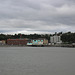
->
<box><xmin>0</xmin><ymin>34</ymin><xmax>63</xmax><ymax>46</ymax></box>
<box><xmin>6</xmin><ymin>38</ymin><xmax>48</xmax><ymax>46</ymax></box>
<box><xmin>0</xmin><ymin>33</ymin><xmax>75</xmax><ymax>47</ymax></box>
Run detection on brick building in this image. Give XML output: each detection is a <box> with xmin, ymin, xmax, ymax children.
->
<box><xmin>7</xmin><ymin>39</ymin><xmax>28</xmax><ymax>45</ymax></box>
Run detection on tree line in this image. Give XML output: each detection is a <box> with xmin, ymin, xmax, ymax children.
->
<box><xmin>61</xmin><ymin>32</ymin><xmax>75</xmax><ymax>43</ymax></box>
<box><xmin>0</xmin><ymin>33</ymin><xmax>51</xmax><ymax>42</ymax></box>
<box><xmin>0</xmin><ymin>32</ymin><xmax>75</xmax><ymax>43</ymax></box>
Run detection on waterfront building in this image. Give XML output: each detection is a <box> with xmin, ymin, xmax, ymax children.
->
<box><xmin>32</xmin><ymin>39</ymin><xmax>43</xmax><ymax>45</ymax></box>
<box><xmin>50</xmin><ymin>35</ymin><xmax>62</xmax><ymax>44</ymax></box>
<box><xmin>7</xmin><ymin>39</ymin><xmax>28</xmax><ymax>45</ymax></box>
<box><xmin>27</xmin><ymin>38</ymin><xmax>48</xmax><ymax>45</ymax></box>
<box><xmin>43</xmin><ymin>39</ymin><xmax>48</xmax><ymax>45</ymax></box>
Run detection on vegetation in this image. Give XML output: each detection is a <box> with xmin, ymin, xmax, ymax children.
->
<box><xmin>0</xmin><ymin>32</ymin><xmax>75</xmax><ymax>43</ymax></box>
<box><xmin>61</xmin><ymin>32</ymin><xmax>75</xmax><ymax>43</ymax></box>
<box><xmin>0</xmin><ymin>33</ymin><xmax>50</xmax><ymax>42</ymax></box>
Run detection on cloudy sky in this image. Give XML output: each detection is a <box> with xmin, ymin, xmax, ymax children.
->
<box><xmin>0</xmin><ymin>0</ymin><xmax>75</xmax><ymax>34</ymax></box>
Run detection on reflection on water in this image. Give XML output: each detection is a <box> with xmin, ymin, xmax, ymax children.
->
<box><xmin>0</xmin><ymin>47</ymin><xmax>75</xmax><ymax>75</ymax></box>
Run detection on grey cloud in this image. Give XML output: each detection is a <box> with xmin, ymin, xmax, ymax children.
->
<box><xmin>0</xmin><ymin>0</ymin><xmax>75</xmax><ymax>34</ymax></box>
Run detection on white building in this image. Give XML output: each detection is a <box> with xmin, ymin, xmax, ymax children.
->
<box><xmin>50</xmin><ymin>35</ymin><xmax>62</xmax><ymax>44</ymax></box>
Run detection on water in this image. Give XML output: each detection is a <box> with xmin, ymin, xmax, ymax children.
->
<box><xmin>0</xmin><ymin>47</ymin><xmax>75</xmax><ymax>75</ymax></box>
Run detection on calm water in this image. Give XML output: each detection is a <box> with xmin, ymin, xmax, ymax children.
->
<box><xmin>0</xmin><ymin>47</ymin><xmax>75</xmax><ymax>75</ymax></box>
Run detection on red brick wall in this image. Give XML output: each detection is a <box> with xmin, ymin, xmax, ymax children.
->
<box><xmin>7</xmin><ymin>39</ymin><xmax>27</xmax><ymax>45</ymax></box>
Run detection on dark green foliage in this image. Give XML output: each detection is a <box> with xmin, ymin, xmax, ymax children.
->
<box><xmin>61</xmin><ymin>32</ymin><xmax>75</xmax><ymax>43</ymax></box>
<box><xmin>0</xmin><ymin>32</ymin><xmax>75</xmax><ymax>43</ymax></box>
<box><xmin>0</xmin><ymin>33</ymin><xmax>50</xmax><ymax>41</ymax></box>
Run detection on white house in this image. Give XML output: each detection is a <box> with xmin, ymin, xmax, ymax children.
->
<box><xmin>50</xmin><ymin>35</ymin><xmax>62</xmax><ymax>44</ymax></box>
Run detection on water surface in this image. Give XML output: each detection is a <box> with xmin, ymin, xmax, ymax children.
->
<box><xmin>0</xmin><ymin>47</ymin><xmax>75</xmax><ymax>75</ymax></box>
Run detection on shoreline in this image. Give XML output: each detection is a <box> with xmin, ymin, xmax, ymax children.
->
<box><xmin>0</xmin><ymin>44</ymin><xmax>75</xmax><ymax>48</ymax></box>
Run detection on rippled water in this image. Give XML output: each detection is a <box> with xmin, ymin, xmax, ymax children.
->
<box><xmin>0</xmin><ymin>47</ymin><xmax>75</xmax><ymax>75</ymax></box>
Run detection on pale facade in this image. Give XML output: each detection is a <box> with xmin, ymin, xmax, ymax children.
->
<box><xmin>50</xmin><ymin>35</ymin><xmax>62</xmax><ymax>44</ymax></box>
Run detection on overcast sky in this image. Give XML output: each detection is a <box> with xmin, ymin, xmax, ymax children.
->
<box><xmin>0</xmin><ymin>0</ymin><xmax>75</xmax><ymax>34</ymax></box>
